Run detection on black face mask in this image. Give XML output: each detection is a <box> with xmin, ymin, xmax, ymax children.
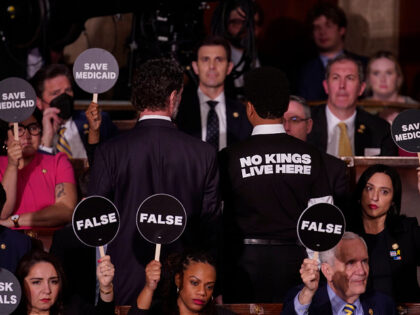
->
<box><xmin>49</xmin><ymin>93</ymin><xmax>74</xmax><ymax>120</ymax></box>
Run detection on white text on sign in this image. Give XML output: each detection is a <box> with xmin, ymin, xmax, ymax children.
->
<box><xmin>300</xmin><ymin>221</ymin><xmax>342</xmax><ymax>234</ymax></box>
<box><xmin>76</xmin><ymin>213</ymin><xmax>117</xmax><ymax>230</ymax></box>
<box><xmin>1</xmin><ymin>92</ymin><xmax>34</xmax><ymax>109</ymax></box>
<box><xmin>0</xmin><ymin>282</ymin><xmax>13</xmax><ymax>291</ymax></box>
<box><xmin>139</xmin><ymin>213</ymin><xmax>183</xmax><ymax>225</ymax></box>
<box><xmin>395</xmin><ymin>123</ymin><xmax>420</xmax><ymax>141</ymax></box>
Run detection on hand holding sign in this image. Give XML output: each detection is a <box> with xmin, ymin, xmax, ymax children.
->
<box><xmin>73</xmin><ymin>48</ymin><xmax>119</xmax><ymax>103</ymax></box>
<box><xmin>297</xmin><ymin>203</ymin><xmax>346</xmax><ymax>260</ymax></box>
<box><xmin>136</xmin><ymin>194</ymin><xmax>187</xmax><ymax>261</ymax></box>
<box><xmin>0</xmin><ymin>78</ymin><xmax>36</xmax><ymax>141</ymax></box>
<box><xmin>391</xmin><ymin>109</ymin><xmax>420</xmax><ymax>162</ymax></box>
<box><xmin>72</xmin><ymin>196</ymin><xmax>120</xmax><ymax>257</ymax></box>
<box><xmin>0</xmin><ymin>268</ymin><xmax>21</xmax><ymax>314</ymax></box>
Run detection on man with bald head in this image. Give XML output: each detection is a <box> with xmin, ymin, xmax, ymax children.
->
<box><xmin>283</xmin><ymin>232</ymin><xmax>396</xmax><ymax>314</ymax></box>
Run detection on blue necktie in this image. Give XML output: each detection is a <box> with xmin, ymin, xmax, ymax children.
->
<box><xmin>206</xmin><ymin>100</ymin><xmax>219</xmax><ymax>150</ymax></box>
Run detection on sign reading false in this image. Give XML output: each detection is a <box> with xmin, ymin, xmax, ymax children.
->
<box><xmin>0</xmin><ymin>268</ymin><xmax>21</xmax><ymax>314</ymax></box>
<box><xmin>391</xmin><ymin>109</ymin><xmax>420</xmax><ymax>157</ymax></box>
<box><xmin>73</xmin><ymin>48</ymin><xmax>119</xmax><ymax>102</ymax></box>
<box><xmin>136</xmin><ymin>194</ymin><xmax>187</xmax><ymax>261</ymax></box>
<box><xmin>0</xmin><ymin>77</ymin><xmax>36</xmax><ymax>141</ymax></box>
<box><xmin>297</xmin><ymin>203</ymin><xmax>345</xmax><ymax>253</ymax></box>
<box><xmin>72</xmin><ymin>196</ymin><xmax>120</xmax><ymax>257</ymax></box>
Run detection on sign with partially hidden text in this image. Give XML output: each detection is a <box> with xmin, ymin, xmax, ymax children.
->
<box><xmin>0</xmin><ymin>77</ymin><xmax>36</xmax><ymax>122</ymax></box>
<box><xmin>136</xmin><ymin>194</ymin><xmax>187</xmax><ymax>244</ymax></box>
<box><xmin>391</xmin><ymin>109</ymin><xmax>420</xmax><ymax>153</ymax></box>
<box><xmin>0</xmin><ymin>268</ymin><xmax>21</xmax><ymax>314</ymax></box>
<box><xmin>297</xmin><ymin>203</ymin><xmax>345</xmax><ymax>252</ymax></box>
<box><xmin>72</xmin><ymin>196</ymin><xmax>120</xmax><ymax>247</ymax></box>
<box><xmin>73</xmin><ymin>48</ymin><xmax>119</xmax><ymax>94</ymax></box>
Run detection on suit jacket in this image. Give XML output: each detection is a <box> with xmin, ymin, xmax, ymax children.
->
<box><xmin>282</xmin><ymin>283</ymin><xmax>396</xmax><ymax>315</ymax></box>
<box><xmin>88</xmin><ymin>119</ymin><xmax>221</xmax><ymax>305</ymax></box>
<box><xmin>307</xmin><ymin>105</ymin><xmax>398</xmax><ymax>156</ymax></box>
<box><xmin>297</xmin><ymin>51</ymin><xmax>368</xmax><ymax>102</ymax></box>
<box><xmin>50</xmin><ymin>225</ymin><xmax>97</xmax><ymax>304</ymax></box>
<box><xmin>175</xmin><ymin>87</ymin><xmax>252</xmax><ymax>147</ymax></box>
<box><xmin>0</xmin><ymin>226</ymin><xmax>31</xmax><ymax>273</ymax></box>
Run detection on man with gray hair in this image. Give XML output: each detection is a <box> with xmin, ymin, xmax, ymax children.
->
<box><xmin>282</xmin><ymin>232</ymin><xmax>396</xmax><ymax>314</ymax></box>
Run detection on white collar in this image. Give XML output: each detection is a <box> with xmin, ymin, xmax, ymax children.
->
<box><xmin>252</xmin><ymin>124</ymin><xmax>286</xmax><ymax>135</ymax></box>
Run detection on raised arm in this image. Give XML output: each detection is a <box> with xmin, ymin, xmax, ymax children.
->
<box><xmin>136</xmin><ymin>260</ymin><xmax>162</xmax><ymax>310</ymax></box>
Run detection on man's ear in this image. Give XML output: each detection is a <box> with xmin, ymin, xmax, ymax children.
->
<box><xmin>321</xmin><ymin>263</ymin><xmax>333</xmax><ymax>281</ymax></box>
<box><xmin>227</xmin><ymin>61</ymin><xmax>234</xmax><ymax>75</ymax></box>
<box><xmin>306</xmin><ymin>118</ymin><xmax>313</xmax><ymax>135</ymax></box>
<box><xmin>358</xmin><ymin>82</ymin><xmax>366</xmax><ymax>96</ymax></box>
<box><xmin>36</xmin><ymin>97</ymin><xmax>43</xmax><ymax>110</ymax></box>
<box><xmin>339</xmin><ymin>27</ymin><xmax>346</xmax><ymax>39</ymax></box>
<box><xmin>192</xmin><ymin>61</ymin><xmax>199</xmax><ymax>75</ymax></box>
<box><xmin>322</xmin><ymin>80</ymin><xmax>329</xmax><ymax>95</ymax></box>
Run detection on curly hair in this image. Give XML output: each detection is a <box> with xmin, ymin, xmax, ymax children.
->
<box><xmin>15</xmin><ymin>250</ymin><xmax>66</xmax><ymax>315</ymax></box>
<box><xmin>131</xmin><ymin>58</ymin><xmax>184</xmax><ymax>112</ymax></box>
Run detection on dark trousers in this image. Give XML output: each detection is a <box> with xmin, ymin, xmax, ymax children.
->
<box><xmin>223</xmin><ymin>243</ymin><xmax>306</xmax><ymax>303</ymax></box>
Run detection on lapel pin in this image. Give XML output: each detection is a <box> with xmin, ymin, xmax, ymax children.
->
<box><xmin>392</xmin><ymin>243</ymin><xmax>399</xmax><ymax>250</ymax></box>
<box><xmin>369</xmin><ymin>308</ymin><xmax>373</xmax><ymax>315</ymax></box>
<box><xmin>0</xmin><ymin>243</ymin><xmax>5</xmax><ymax>250</ymax></box>
<box><xmin>42</xmin><ymin>169</ymin><xmax>47</xmax><ymax>174</ymax></box>
<box><xmin>233</xmin><ymin>112</ymin><xmax>239</xmax><ymax>118</ymax></box>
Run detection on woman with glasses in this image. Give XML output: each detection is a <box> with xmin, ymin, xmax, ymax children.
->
<box><xmin>0</xmin><ymin>110</ymin><xmax>77</xmax><ymax>229</ymax></box>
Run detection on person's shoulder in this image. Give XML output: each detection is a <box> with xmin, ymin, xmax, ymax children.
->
<box><xmin>361</xmin><ymin>289</ymin><xmax>396</xmax><ymax>310</ymax></box>
<box><xmin>356</xmin><ymin>108</ymin><xmax>390</xmax><ymax>128</ymax></box>
<box><xmin>310</xmin><ymin>104</ymin><xmax>326</xmax><ymax>117</ymax></box>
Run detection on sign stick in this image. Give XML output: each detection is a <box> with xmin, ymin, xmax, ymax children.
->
<box><xmin>99</xmin><ymin>245</ymin><xmax>105</xmax><ymax>258</ymax></box>
<box><xmin>313</xmin><ymin>251</ymin><xmax>319</xmax><ymax>261</ymax></box>
<box><xmin>417</xmin><ymin>153</ymin><xmax>420</xmax><ymax>164</ymax></box>
<box><xmin>13</xmin><ymin>123</ymin><xmax>19</xmax><ymax>141</ymax></box>
<box><xmin>92</xmin><ymin>93</ymin><xmax>98</xmax><ymax>103</ymax></box>
<box><xmin>154</xmin><ymin>244</ymin><xmax>161</xmax><ymax>261</ymax></box>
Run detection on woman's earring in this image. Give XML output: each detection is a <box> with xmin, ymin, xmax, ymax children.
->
<box><xmin>176</xmin><ymin>287</ymin><xmax>179</xmax><ymax>293</ymax></box>
<box><xmin>2</xmin><ymin>144</ymin><xmax>7</xmax><ymax>151</ymax></box>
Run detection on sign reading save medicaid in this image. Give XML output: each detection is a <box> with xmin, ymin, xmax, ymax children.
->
<box><xmin>297</xmin><ymin>203</ymin><xmax>345</xmax><ymax>252</ymax></box>
<box><xmin>0</xmin><ymin>268</ymin><xmax>21</xmax><ymax>314</ymax></box>
<box><xmin>72</xmin><ymin>196</ymin><xmax>120</xmax><ymax>248</ymax></box>
<box><xmin>136</xmin><ymin>194</ymin><xmax>187</xmax><ymax>245</ymax></box>
<box><xmin>0</xmin><ymin>77</ymin><xmax>36</xmax><ymax>122</ymax></box>
<box><xmin>73</xmin><ymin>48</ymin><xmax>119</xmax><ymax>94</ymax></box>
<box><xmin>391</xmin><ymin>109</ymin><xmax>420</xmax><ymax>153</ymax></box>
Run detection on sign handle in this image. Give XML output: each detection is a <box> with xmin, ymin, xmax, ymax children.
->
<box><xmin>417</xmin><ymin>153</ymin><xmax>420</xmax><ymax>164</ymax></box>
<box><xmin>13</xmin><ymin>123</ymin><xmax>19</xmax><ymax>141</ymax></box>
<box><xmin>313</xmin><ymin>251</ymin><xmax>319</xmax><ymax>262</ymax></box>
<box><xmin>92</xmin><ymin>93</ymin><xmax>98</xmax><ymax>103</ymax></box>
<box><xmin>99</xmin><ymin>245</ymin><xmax>105</xmax><ymax>258</ymax></box>
<box><xmin>154</xmin><ymin>244</ymin><xmax>161</xmax><ymax>261</ymax></box>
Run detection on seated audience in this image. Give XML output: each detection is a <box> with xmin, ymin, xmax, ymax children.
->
<box><xmin>128</xmin><ymin>251</ymin><xmax>233</xmax><ymax>315</ymax></box>
<box><xmin>282</xmin><ymin>232</ymin><xmax>396</xmax><ymax>314</ymax></box>
<box><xmin>12</xmin><ymin>250</ymin><xmax>115</xmax><ymax>315</ymax></box>
<box><xmin>307</xmin><ymin>54</ymin><xmax>398</xmax><ymax>157</ymax></box>
<box><xmin>365</xmin><ymin>50</ymin><xmax>418</xmax><ymax>124</ymax></box>
<box><xmin>348</xmin><ymin>164</ymin><xmax>420</xmax><ymax>302</ymax></box>
<box><xmin>0</xmin><ymin>113</ymin><xmax>77</xmax><ymax>229</ymax></box>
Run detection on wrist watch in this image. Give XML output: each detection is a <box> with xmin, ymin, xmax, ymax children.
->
<box><xmin>10</xmin><ymin>214</ymin><xmax>20</xmax><ymax>228</ymax></box>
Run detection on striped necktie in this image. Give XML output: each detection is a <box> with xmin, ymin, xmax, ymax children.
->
<box><xmin>338</xmin><ymin>122</ymin><xmax>353</xmax><ymax>156</ymax></box>
<box><xmin>57</xmin><ymin>127</ymin><xmax>72</xmax><ymax>158</ymax></box>
<box><xmin>343</xmin><ymin>303</ymin><xmax>356</xmax><ymax>314</ymax></box>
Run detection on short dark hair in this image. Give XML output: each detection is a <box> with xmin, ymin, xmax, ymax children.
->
<box><xmin>325</xmin><ymin>54</ymin><xmax>365</xmax><ymax>83</ymax></box>
<box><xmin>195</xmin><ymin>36</ymin><xmax>232</xmax><ymax>62</ymax></box>
<box><xmin>15</xmin><ymin>250</ymin><xmax>65</xmax><ymax>315</ymax></box>
<box><xmin>307</xmin><ymin>3</ymin><xmax>347</xmax><ymax>29</ymax></box>
<box><xmin>31</xmin><ymin>64</ymin><xmax>73</xmax><ymax>98</ymax></box>
<box><xmin>131</xmin><ymin>58</ymin><xmax>184</xmax><ymax>112</ymax></box>
<box><xmin>244</xmin><ymin>67</ymin><xmax>290</xmax><ymax>119</ymax></box>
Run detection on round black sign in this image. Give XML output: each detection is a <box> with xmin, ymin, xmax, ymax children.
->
<box><xmin>0</xmin><ymin>77</ymin><xmax>36</xmax><ymax>122</ymax></box>
<box><xmin>391</xmin><ymin>109</ymin><xmax>420</xmax><ymax>153</ymax></box>
<box><xmin>136</xmin><ymin>194</ymin><xmax>187</xmax><ymax>244</ymax></box>
<box><xmin>72</xmin><ymin>196</ymin><xmax>120</xmax><ymax>247</ymax></box>
<box><xmin>73</xmin><ymin>48</ymin><xmax>119</xmax><ymax>94</ymax></box>
<box><xmin>0</xmin><ymin>268</ymin><xmax>21</xmax><ymax>314</ymax></box>
<box><xmin>297</xmin><ymin>203</ymin><xmax>345</xmax><ymax>252</ymax></box>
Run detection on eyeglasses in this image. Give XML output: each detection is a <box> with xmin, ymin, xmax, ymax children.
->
<box><xmin>9</xmin><ymin>123</ymin><xmax>42</xmax><ymax>137</ymax></box>
<box><xmin>283</xmin><ymin>117</ymin><xmax>310</xmax><ymax>125</ymax></box>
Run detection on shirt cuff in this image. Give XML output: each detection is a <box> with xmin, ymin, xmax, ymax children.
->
<box><xmin>294</xmin><ymin>292</ymin><xmax>310</xmax><ymax>315</ymax></box>
<box><xmin>38</xmin><ymin>145</ymin><xmax>54</xmax><ymax>154</ymax></box>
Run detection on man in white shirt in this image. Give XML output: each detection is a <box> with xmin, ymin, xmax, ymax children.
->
<box><xmin>307</xmin><ymin>55</ymin><xmax>397</xmax><ymax>157</ymax></box>
<box><xmin>175</xmin><ymin>36</ymin><xmax>252</xmax><ymax>151</ymax></box>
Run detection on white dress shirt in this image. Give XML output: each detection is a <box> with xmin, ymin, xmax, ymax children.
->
<box><xmin>197</xmin><ymin>88</ymin><xmax>227</xmax><ymax>151</ymax></box>
<box><xmin>325</xmin><ymin>106</ymin><xmax>356</xmax><ymax>157</ymax></box>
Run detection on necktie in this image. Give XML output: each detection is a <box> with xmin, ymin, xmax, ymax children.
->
<box><xmin>338</xmin><ymin>122</ymin><xmax>353</xmax><ymax>156</ymax></box>
<box><xmin>206</xmin><ymin>100</ymin><xmax>219</xmax><ymax>150</ymax></box>
<box><xmin>57</xmin><ymin>127</ymin><xmax>73</xmax><ymax>158</ymax></box>
<box><xmin>343</xmin><ymin>303</ymin><xmax>356</xmax><ymax>314</ymax></box>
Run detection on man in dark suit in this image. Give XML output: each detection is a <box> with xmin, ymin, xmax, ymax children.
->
<box><xmin>282</xmin><ymin>232</ymin><xmax>396</xmax><ymax>314</ymax></box>
<box><xmin>307</xmin><ymin>55</ymin><xmax>397</xmax><ymax>157</ymax></box>
<box><xmin>220</xmin><ymin>67</ymin><xmax>332</xmax><ymax>303</ymax></box>
<box><xmin>297</xmin><ymin>3</ymin><xmax>368</xmax><ymax>101</ymax></box>
<box><xmin>88</xmin><ymin>58</ymin><xmax>221</xmax><ymax>305</ymax></box>
<box><xmin>284</xmin><ymin>95</ymin><xmax>349</xmax><ymax>211</ymax></box>
<box><xmin>175</xmin><ymin>36</ymin><xmax>252</xmax><ymax>150</ymax></box>
<box><xmin>32</xmin><ymin>64</ymin><xmax>118</xmax><ymax>160</ymax></box>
